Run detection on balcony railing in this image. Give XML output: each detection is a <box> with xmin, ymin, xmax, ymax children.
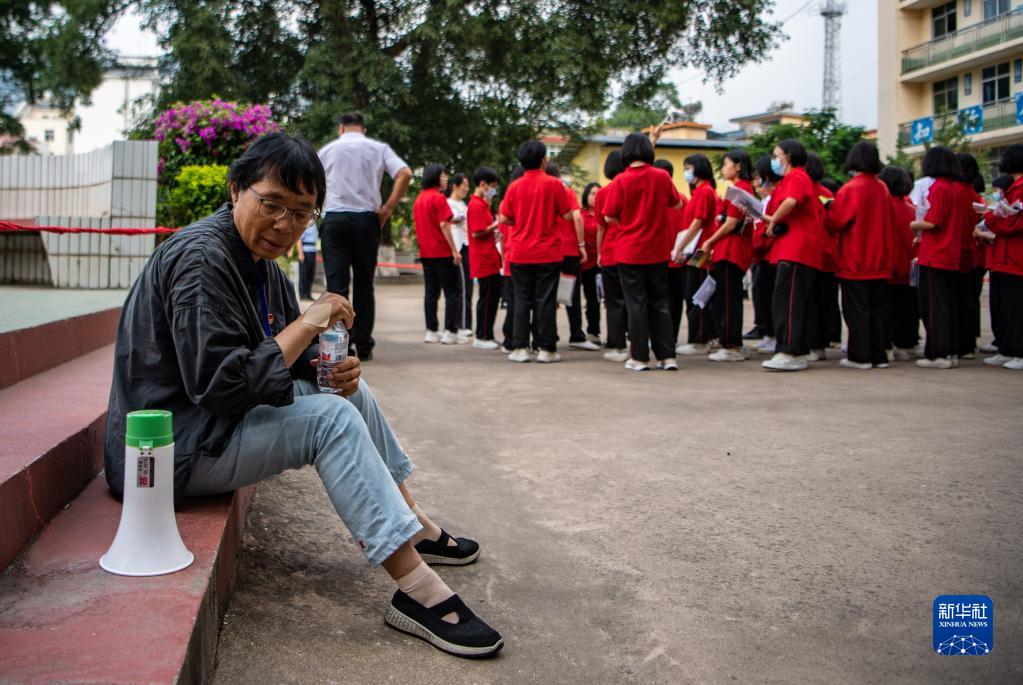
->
<box><xmin>902</xmin><ymin>8</ymin><xmax>1023</xmax><ymax>74</ymax></box>
<box><xmin>897</xmin><ymin>98</ymin><xmax>1021</xmax><ymax>146</ymax></box>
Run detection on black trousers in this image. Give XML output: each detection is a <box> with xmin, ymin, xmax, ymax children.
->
<box><xmin>619</xmin><ymin>262</ymin><xmax>675</xmax><ymax>362</ymax></box>
<box><xmin>475</xmin><ymin>274</ymin><xmax>503</xmax><ymax>341</ymax></box>
<box><xmin>501</xmin><ymin>276</ymin><xmax>516</xmax><ymax>348</ymax></box>
<box><xmin>511</xmin><ymin>262</ymin><xmax>560</xmax><ymax>352</ymax></box>
<box><xmin>956</xmin><ymin>268</ymin><xmax>985</xmax><ymax>355</ymax></box>
<box><xmin>299</xmin><ymin>249</ymin><xmax>317</xmax><ymax>300</ymax></box>
<box><xmin>751</xmin><ymin>261</ymin><xmax>776</xmax><ymax>336</ymax></box>
<box><xmin>840</xmin><ymin>278</ymin><xmax>888</xmax><ymax>365</ymax></box>
<box><xmin>885</xmin><ymin>283</ymin><xmax>920</xmax><ymax>350</ymax></box>
<box><xmin>772</xmin><ymin>260</ymin><xmax>819</xmax><ymax>356</ymax></box>
<box><xmin>917</xmin><ymin>265</ymin><xmax>959</xmax><ymax>360</ymax></box>
<box><xmin>992</xmin><ymin>271</ymin><xmax>1023</xmax><ymax>358</ymax></box>
<box><xmin>667</xmin><ymin>267</ymin><xmax>686</xmax><ymax>343</ymax></box>
<box><xmin>320</xmin><ymin>211</ymin><xmax>380</xmax><ymax>353</ymax></box>
<box><xmin>811</xmin><ymin>271</ymin><xmax>841</xmax><ymax>350</ymax></box>
<box><xmin>989</xmin><ymin>269</ymin><xmax>1004</xmax><ymax>348</ymax></box>
<box><xmin>422</xmin><ymin>256</ymin><xmax>460</xmax><ymax>333</ymax></box>
<box><xmin>458</xmin><ymin>245</ymin><xmax>473</xmax><ymax>331</ymax></box>
<box><xmin>684</xmin><ymin>265</ymin><xmax>717</xmax><ymax>344</ymax></box>
<box><xmin>562</xmin><ymin>255</ymin><xmax>586</xmax><ymax>342</ymax></box>
<box><xmin>711</xmin><ymin>260</ymin><xmax>745</xmax><ymax>349</ymax></box>
<box><xmin>580</xmin><ymin>267</ymin><xmax>601</xmax><ymax>337</ymax></box>
<box><xmin>602</xmin><ymin>265</ymin><xmax>628</xmax><ymax>349</ymax></box>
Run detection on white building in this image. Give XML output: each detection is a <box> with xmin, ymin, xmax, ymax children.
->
<box><xmin>14</xmin><ymin>101</ymin><xmax>74</xmax><ymax>156</ymax></box>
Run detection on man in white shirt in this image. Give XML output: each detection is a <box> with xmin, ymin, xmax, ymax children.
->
<box><xmin>318</xmin><ymin>112</ymin><xmax>413</xmax><ymax>360</ymax></box>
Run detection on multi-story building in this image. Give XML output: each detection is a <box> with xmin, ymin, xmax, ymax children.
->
<box><xmin>878</xmin><ymin>0</ymin><xmax>1023</xmax><ymax>175</ymax></box>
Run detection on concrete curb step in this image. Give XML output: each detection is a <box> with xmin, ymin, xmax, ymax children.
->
<box><xmin>0</xmin><ymin>477</ymin><xmax>254</xmax><ymax>684</ymax></box>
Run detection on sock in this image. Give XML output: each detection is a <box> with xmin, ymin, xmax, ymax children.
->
<box><xmin>409</xmin><ymin>503</ymin><xmax>456</xmax><ymax>546</ymax></box>
<box><xmin>396</xmin><ymin>561</ymin><xmax>458</xmax><ymax>623</ymax></box>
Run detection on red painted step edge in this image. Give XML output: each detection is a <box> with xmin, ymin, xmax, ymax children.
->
<box><xmin>0</xmin><ymin>477</ymin><xmax>254</xmax><ymax>685</ymax></box>
<box><xmin>0</xmin><ymin>307</ymin><xmax>121</xmax><ymax>390</ymax></box>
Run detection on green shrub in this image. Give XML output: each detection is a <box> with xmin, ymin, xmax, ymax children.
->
<box><xmin>165</xmin><ymin>165</ymin><xmax>229</xmax><ymax>227</ymax></box>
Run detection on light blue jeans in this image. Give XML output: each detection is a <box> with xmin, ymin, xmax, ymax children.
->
<box><xmin>184</xmin><ymin>379</ymin><xmax>422</xmax><ymax>566</ymax></box>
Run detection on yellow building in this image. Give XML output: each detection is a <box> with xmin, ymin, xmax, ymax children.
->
<box><xmin>878</xmin><ymin>0</ymin><xmax>1023</xmax><ymax>173</ymax></box>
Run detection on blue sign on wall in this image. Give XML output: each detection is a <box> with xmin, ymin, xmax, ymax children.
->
<box><xmin>910</xmin><ymin>117</ymin><xmax>934</xmax><ymax>145</ymax></box>
<box><xmin>1016</xmin><ymin>93</ymin><xmax>1023</xmax><ymax>125</ymax></box>
<box><xmin>959</xmin><ymin>105</ymin><xmax>983</xmax><ymax>134</ymax></box>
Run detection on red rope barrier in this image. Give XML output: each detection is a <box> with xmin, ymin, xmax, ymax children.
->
<box><xmin>0</xmin><ymin>221</ymin><xmax>179</xmax><ymax>235</ymax></box>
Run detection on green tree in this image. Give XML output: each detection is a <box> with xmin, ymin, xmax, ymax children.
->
<box><xmin>745</xmin><ymin>109</ymin><xmax>868</xmax><ymax>183</ymax></box>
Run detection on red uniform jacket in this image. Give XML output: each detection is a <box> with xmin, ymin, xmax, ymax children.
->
<box><xmin>602</xmin><ymin>164</ymin><xmax>681</xmax><ymax>265</ymax></box>
<box><xmin>767</xmin><ymin>167</ymin><xmax>827</xmax><ymax>271</ymax></box>
<box><xmin>920</xmin><ymin>177</ymin><xmax>968</xmax><ymax>272</ymax></box>
<box><xmin>713</xmin><ymin>178</ymin><xmax>755</xmax><ymax>272</ymax></box>
<box><xmin>413</xmin><ymin>188</ymin><xmax>455</xmax><ymax>259</ymax></box>
<box><xmin>466</xmin><ymin>194</ymin><xmax>501</xmax><ymax>279</ymax></box>
<box><xmin>984</xmin><ymin>176</ymin><xmax>1023</xmax><ymax>277</ymax></box>
<box><xmin>888</xmin><ymin>196</ymin><xmax>917</xmax><ymax>285</ymax></box>
<box><xmin>824</xmin><ymin>173</ymin><xmax>894</xmax><ymax>280</ymax></box>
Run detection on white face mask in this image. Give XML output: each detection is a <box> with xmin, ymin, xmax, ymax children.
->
<box><xmin>993</xmin><ymin>191</ymin><xmax>1004</xmax><ymax>202</ymax></box>
<box><xmin>484</xmin><ymin>187</ymin><xmax>498</xmax><ymax>200</ymax></box>
<box><xmin>683</xmin><ymin>169</ymin><xmax>696</xmax><ymax>185</ymax></box>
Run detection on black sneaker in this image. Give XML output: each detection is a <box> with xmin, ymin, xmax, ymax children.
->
<box><xmin>742</xmin><ymin>326</ymin><xmax>764</xmax><ymax>340</ymax></box>
<box><xmin>385</xmin><ymin>591</ymin><xmax>504</xmax><ymax>658</ymax></box>
<box><xmin>414</xmin><ymin>530</ymin><xmax>480</xmax><ymax>565</ymax></box>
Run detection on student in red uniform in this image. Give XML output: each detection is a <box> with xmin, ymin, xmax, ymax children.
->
<box><xmin>673</xmin><ymin>153</ymin><xmax>719</xmax><ymax>356</ymax></box>
<box><xmin>750</xmin><ymin>156</ymin><xmax>784</xmax><ymax>355</ymax></box>
<box><xmin>499</xmin><ymin>164</ymin><xmax>524</xmax><ymax>351</ymax></box>
<box><xmin>982</xmin><ymin>145</ymin><xmax>1023</xmax><ymax>370</ymax></box>
<box><xmin>414</xmin><ymin>164</ymin><xmax>460</xmax><ymax>344</ymax></box>
<box><xmin>760</xmin><ymin>139</ymin><xmax>828</xmax><ymax>371</ymax></box>
<box><xmin>955</xmin><ymin>153</ymin><xmax>987</xmax><ymax>358</ymax></box>
<box><xmin>878</xmin><ymin>165</ymin><xmax>920</xmax><ymax>360</ymax></box>
<box><xmin>500</xmin><ymin>140</ymin><xmax>575</xmax><ymax>363</ymax></box>
<box><xmin>701</xmin><ymin>149</ymin><xmax>755</xmax><ymax>361</ymax></box>
<box><xmin>466</xmin><ymin>166</ymin><xmax>503</xmax><ymax>350</ymax></box>
<box><xmin>805</xmin><ymin>153</ymin><xmax>839</xmax><ymax>361</ymax></box>
<box><xmin>603</xmin><ymin>133</ymin><xmax>683</xmax><ymax>371</ymax></box>
<box><xmin>652</xmin><ymin>159</ymin><xmax>688</xmax><ymax>346</ymax></box>
<box><xmin>824</xmin><ymin>142</ymin><xmax>893</xmax><ymax>369</ymax></box>
<box><xmin>909</xmin><ymin>146</ymin><xmax>968</xmax><ymax>369</ymax></box>
<box><xmin>981</xmin><ymin>174</ymin><xmax>1014</xmax><ymax>360</ymax></box>
<box><xmin>595</xmin><ymin>151</ymin><xmax>629</xmax><ymax>362</ymax></box>
<box><xmin>580</xmin><ymin>182</ymin><xmax>603</xmax><ymax>345</ymax></box>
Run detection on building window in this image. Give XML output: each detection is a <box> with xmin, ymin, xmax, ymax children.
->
<box><xmin>964</xmin><ymin>0</ymin><xmax>972</xmax><ymax>17</ymax></box>
<box><xmin>982</xmin><ymin>62</ymin><xmax>1010</xmax><ymax>103</ymax></box>
<box><xmin>44</xmin><ymin>130</ymin><xmax>54</xmax><ymax>142</ymax></box>
<box><xmin>983</xmin><ymin>0</ymin><xmax>1010</xmax><ymax>19</ymax></box>
<box><xmin>933</xmin><ymin>2</ymin><xmax>957</xmax><ymax>38</ymax></box>
<box><xmin>964</xmin><ymin>73</ymin><xmax>973</xmax><ymax>96</ymax></box>
<box><xmin>1015</xmin><ymin>58</ymin><xmax>1022</xmax><ymax>83</ymax></box>
<box><xmin>933</xmin><ymin>77</ymin><xmax>959</xmax><ymax>114</ymax></box>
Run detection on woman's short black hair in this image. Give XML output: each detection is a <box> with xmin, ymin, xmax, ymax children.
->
<box><xmin>472</xmin><ymin>166</ymin><xmax>499</xmax><ymax>187</ymax></box>
<box><xmin>776</xmin><ymin>139</ymin><xmax>808</xmax><ymax>168</ymax></box>
<box><xmin>955</xmin><ymin>153</ymin><xmax>984</xmax><ymax>192</ymax></box>
<box><xmin>920</xmin><ymin>146</ymin><xmax>961</xmax><ymax>180</ymax></box>
<box><xmin>805</xmin><ymin>153</ymin><xmax>826</xmax><ymax>182</ymax></box>
<box><xmin>878</xmin><ymin>166</ymin><xmax>913</xmax><ymax>198</ymax></box>
<box><xmin>999</xmin><ymin>144</ymin><xmax>1023</xmax><ymax>174</ymax></box>
<box><xmin>518</xmin><ymin>140</ymin><xmax>547</xmax><ymax>170</ymax></box>
<box><xmin>722</xmin><ymin>149</ymin><xmax>753</xmax><ymax>182</ymax></box>
<box><xmin>621</xmin><ymin>133</ymin><xmax>655</xmax><ymax>165</ymax></box>
<box><xmin>754</xmin><ymin>156</ymin><xmax>783</xmax><ymax>186</ymax></box>
<box><xmin>228</xmin><ymin>132</ymin><xmax>327</xmax><ymax>210</ymax></box>
<box><xmin>544</xmin><ymin>161</ymin><xmax>561</xmax><ymax>178</ymax></box>
<box><xmin>421</xmin><ymin>163</ymin><xmax>446</xmax><ymax>190</ymax></box>
<box><xmin>603</xmin><ymin>150</ymin><xmax>625</xmax><ymax>180</ymax></box>
<box><xmin>845</xmin><ymin>141</ymin><xmax>883</xmax><ymax>175</ymax></box>
<box><xmin>582</xmin><ymin>182</ymin><xmax>601</xmax><ymax>209</ymax></box>
<box><xmin>992</xmin><ymin>174</ymin><xmax>1014</xmax><ymax>191</ymax></box>
<box><xmin>684</xmin><ymin>154</ymin><xmax>715</xmax><ymax>182</ymax></box>
<box><xmin>819</xmin><ymin>177</ymin><xmax>841</xmax><ymax>195</ymax></box>
<box><xmin>652</xmin><ymin>159</ymin><xmax>674</xmax><ymax>177</ymax></box>
<box><xmin>509</xmin><ymin>164</ymin><xmax>525</xmax><ymax>183</ymax></box>
<box><xmin>445</xmin><ymin>173</ymin><xmax>467</xmax><ymax>197</ymax></box>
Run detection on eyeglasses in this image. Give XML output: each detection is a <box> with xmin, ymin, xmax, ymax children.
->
<box><xmin>248</xmin><ymin>188</ymin><xmax>320</xmax><ymax>228</ymax></box>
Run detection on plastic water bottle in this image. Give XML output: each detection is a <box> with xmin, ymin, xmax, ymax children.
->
<box><xmin>317</xmin><ymin>322</ymin><xmax>349</xmax><ymax>393</ymax></box>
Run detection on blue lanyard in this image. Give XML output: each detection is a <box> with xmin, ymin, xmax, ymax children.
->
<box><xmin>256</xmin><ymin>265</ymin><xmax>272</xmax><ymax>338</ymax></box>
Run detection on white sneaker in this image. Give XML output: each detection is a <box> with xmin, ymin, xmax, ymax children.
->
<box><xmin>586</xmin><ymin>334</ymin><xmax>601</xmax><ymax>345</ymax></box>
<box><xmin>806</xmin><ymin>349</ymin><xmax>826</xmax><ymax>362</ymax></box>
<box><xmin>508</xmin><ymin>348</ymin><xmax>532</xmax><ymax>363</ymax></box>
<box><xmin>655</xmin><ymin>358</ymin><xmax>679</xmax><ymax>371</ymax></box>
<box><xmin>762</xmin><ymin>353</ymin><xmax>808</xmax><ymax>371</ymax></box>
<box><xmin>624</xmin><ymin>358</ymin><xmax>650</xmax><ymax>371</ymax></box>
<box><xmin>755</xmin><ymin>337</ymin><xmax>776</xmax><ymax>354</ymax></box>
<box><xmin>839</xmin><ymin>358</ymin><xmax>872</xmax><ymax>370</ymax></box>
<box><xmin>1004</xmin><ymin>357</ymin><xmax>1023</xmax><ymax>370</ymax></box>
<box><xmin>424</xmin><ymin>330</ymin><xmax>441</xmax><ymax>343</ymax></box>
<box><xmin>983</xmin><ymin>354</ymin><xmax>1010</xmax><ymax>366</ymax></box>
<box><xmin>536</xmin><ymin>350</ymin><xmax>562</xmax><ymax>363</ymax></box>
<box><xmin>603</xmin><ymin>349</ymin><xmax>630</xmax><ymax>362</ymax></box>
<box><xmin>709</xmin><ymin>348</ymin><xmax>745</xmax><ymax>362</ymax></box>
<box><xmin>916</xmin><ymin>357</ymin><xmax>953</xmax><ymax>369</ymax></box>
<box><xmin>886</xmin><ymin>349</ymin><xmax>895</xmax><ymax>362</ymax></box>
<box><xmin>569</xmin><ymin>340</ymin><xmax>601</xmax><ymax>351</ymax></box>
<box><xmin>874</xmin><ymin>362</ymin><xmax>891</xmax><ymax>369</ymax></box>
<box><xmin>455</xmin><ymin>334</ymin><xmax>472</xmax><ymax>345</ymax></box>
<box><xmin>892</xmin><ymin>348</ymin><xmax>913</xmax><ymax>362</ymax></box>
<box><xmin>979</xmin><ymin>342</ymin><xmax>998</xmax><ymax>353</ymax></box>
<box><xmin>950</xmin><ymin>355</ymin><xmax>960</xmax><ymax>368</ymax></box>
<box><xmin>913</xmin><ymin>344</ymin><xmax>925</xmax><ymax>358</ymax></box>
<box><xmin>440</xmin><ymin>330</ymin><xmax>458</xmax><ymax>345</ymax></box>
<box><xmin>707</xmin><ymin>339</ymin><xmax>722</xmax><ymax>351</ymax></box>
<box><xmin>457</xmin><ymin>328</ymin><xmax>473</xmax><ymax>339</ymax></box>
<box><xmin>473</xmin><ymin>339</ymin><xmax>500</xmax><ymax>350</ymax></box>
<box><xmin>676</xmin><ymin>343</ymin><xmax>707</xmax><ymax>355</ymax></box>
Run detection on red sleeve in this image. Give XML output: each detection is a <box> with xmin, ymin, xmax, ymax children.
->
<box><xmin>554</xmin><ymin>181</ymin><xmax>575</xmax><ymax>217</ymax></box>
<box><xmin>825</xmin><ymin>184</ymin><xmax>855</xmax><ymax>233</ymax></box>
<box><xmin>776</xmin><ymin>173</ymin><xmax>812</xmax><ymax>207</ymax></box>
<box><xmin>435</xmin><ymin>193</ymin><xmax>454</xmax><ymax>223</ymax></box>
<box><xmin>923</xmin><ymin>183</ymin><xmax>950</xmax><ymax>228</ymax></box>
<box><xmin>563</xmin><ymin>185</ymin><xmax>580</xmax><ymax>211</ymax></box>
<box><xmin>663</xmin><ymin>173</ymin><xmax>681</xmax><ymax>207</ymax></box>
<box><xmin>499</xmin><ymin>189</ymin><xmax>515</xmax><ymax>222</ymax></box>
<box><xmin>602</xmin><ymin>182</ymin><xmax>622</xmax><ymax>218</ymax></box>
<box><xmin>695</xmin><ymin>185</ymin><xmax>716</xmax><ymax>222</ymax></box>
<box><xmin>466</xmin><ymin>199</ymin><xmax>489</xmax><ymax>234</ymax></box>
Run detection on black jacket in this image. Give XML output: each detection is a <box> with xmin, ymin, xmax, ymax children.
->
<box><xmin>104</xmin><ymin>205</ymin><xmax>318</xmax><ymax>500</ymax></box>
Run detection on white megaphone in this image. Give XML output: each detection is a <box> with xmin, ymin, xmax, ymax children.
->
<box><xmin>100</xmin><ymin>409</ymin><xmax>194</xmax><ymax>576</ymax></box>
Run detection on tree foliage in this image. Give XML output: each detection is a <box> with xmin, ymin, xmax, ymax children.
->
<box><xmin>744</xmin><ymin>109</ymin><xmax>869</xmax><ymax>184</ymax></box>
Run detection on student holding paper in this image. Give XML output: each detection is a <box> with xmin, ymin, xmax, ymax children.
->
<box><xmin>602</xmin><ymin>133</ymin><xmax>683</xmax><ymax>371</ymax></box>
<box><xmin>878</xmin><ymin>165</ymin><xmax>920</xmax><ymax>360</ymax></box>
<box><xmin>980</xmin><ymin>174</ymin><xmax>1014</xmax><ymax>360</ymax></box>
<box><xmin>466</xmin><ymin>167</ymin><xmax>503</xmax><ymax>350</ymax></box>
<box><xmin>653</xmin><ymin>159</ymin><xmax>689</xmax><ymax>345</ymax></box>
<box><xmin>702</xmin><ymin>149</ymin><xmax>755</xmax><ymax>361</ymax></box>
<box><xmin>673</xmin><ymin>154</ymin><xmax>719</xmax><ymax>356</ymax></box>
<box><xmin>749</xmin><ymin>156</ymin><xmax>783</xmax><ymax>355</ymax></box>
<box><xmin>595</xmin><ymin>152</ymin><xmax>630</xmax><ymax>362</ymax></box>
<box><xmin>981</xmin><ymin>145</ymin><xmax>1023</xmax><ymax>370</ymax></box>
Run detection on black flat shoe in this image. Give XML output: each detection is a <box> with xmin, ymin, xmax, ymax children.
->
<box><xmin>384</xmin><ymin>591</ymin><xmax>504</xmax><ymax>658</ymax></box>
<box><xmin>743</xmin><ymin>326</ymin><xmax>764</xmax><ymax>340</ymax></box>
<box><xmin>414</xmin><ymin>530</ymin><xmax>480</xmax><ymax>566</ymax></box>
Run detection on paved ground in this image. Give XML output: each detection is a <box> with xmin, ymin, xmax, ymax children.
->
<box><xmin>213</xmin><ymin>282</ymin><xmax>1022</xmax><ymax>684</ymax></box>
<box><xmin>0</xmin><ymin>286</ymin><xmax>128</xmax><ymax>332</ymax></box>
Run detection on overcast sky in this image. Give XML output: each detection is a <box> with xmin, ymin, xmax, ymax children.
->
<box><xmin>105</xmin><ymin>0</ymin><xmax>879</xmax><ymax>132</ymax></box>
